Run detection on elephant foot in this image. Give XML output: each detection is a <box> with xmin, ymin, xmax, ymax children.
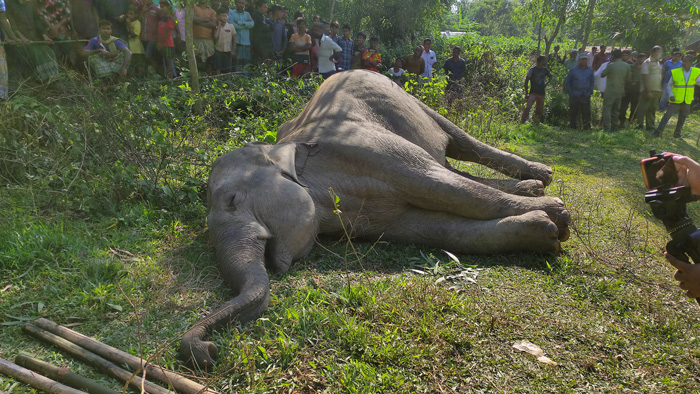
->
<box><xmin>502</xmin><ymin>210</ymin><xmax>561</xmax><ymax>253</ymax></box>
<box><xmin>521</xmin><ymin>163</ymin><xmax>554</xmax><ymax>187</ymax></box>
<box><xmin>513</xmin><ymin>179</ymin><xmax>545</xmax><ymax>197</ymax></box>
<box><xmin>536</xmin><ymin>197</ymin><xmax>570</xmax><ymax>242</ymax></box>
<box><xmin>180</xmin><ymin>328</ymin><xmax>218</xmax><ymax>369</ymax></box>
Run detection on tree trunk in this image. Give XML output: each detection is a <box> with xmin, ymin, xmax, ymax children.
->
<box><xmin>329</xmin><ymin>0</ymin><xmax>336</xmax><ymax>22</ymax></box>
<box><xmin>536</xmin><ymin>0</ymin><xmax>546</xmax><ymax>54</ymax></box>
<box><xmin>185</xmin><ymin>0</ymin><xmax>199</xmax><ymax>94</ymax></box>
<box><xmin>579</xmin><ymin>0</ymin><xmax>597</xmax><ymax>50</ymax></box>
<box><xmin>544</xmin><ymin>0</ymin><xmax>568</xmax><ymax>56</ymax></box>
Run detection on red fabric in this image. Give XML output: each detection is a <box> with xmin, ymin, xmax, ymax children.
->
<box><xmin>158</xmin><ymin>17</ymin><xmax>175</xmax><ymax>47</ymax></box>
<box><xmin>140</xmin><ymin>4</ymin><xmax>161</xmax><ymax>42</ymax></box>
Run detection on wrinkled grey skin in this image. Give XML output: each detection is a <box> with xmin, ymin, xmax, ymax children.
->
<box><xmin>180</xmin><ymin>70</ymin><xmax>570</xmax><ymax>367</ymax></box>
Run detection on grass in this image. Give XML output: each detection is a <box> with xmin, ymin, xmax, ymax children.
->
<box><xmin>3</xmin><ymin>94</ymin><xmax>700</xmax><ymax>393</ymax></box>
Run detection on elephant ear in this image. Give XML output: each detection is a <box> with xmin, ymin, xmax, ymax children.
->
<box><xmin>294</xmin><ymin>143</ymin><xmax>320</xmax><ymax>177</ymax></box>
<box><xmin>266</xmin><ymin>143</ymin><xmax>318</xmax><ymax>186</ymax></box>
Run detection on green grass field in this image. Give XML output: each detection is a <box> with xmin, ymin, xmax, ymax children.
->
<box><xmin>3</xmin><ymin>102</ymin><xmax>700</xmax><ymax>393</ymax></box>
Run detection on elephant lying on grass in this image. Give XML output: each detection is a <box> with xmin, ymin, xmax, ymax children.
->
<box><xmin>180</xmin><ymin>70</ymin><xmax>570</xmax><ymax>367</ymax></box>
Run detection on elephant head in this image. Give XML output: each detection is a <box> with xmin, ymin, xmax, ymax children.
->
<box><xmin>180</xmin><ymin>142</ymin><xmax>319</xmax><ymax>367</ymax></box>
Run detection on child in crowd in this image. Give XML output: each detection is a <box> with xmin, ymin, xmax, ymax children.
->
<box><xmin>288</xmin><ymin>18</ymin><xmax>311</xmax><ymax>77</ymax></box>
<box><xmin>351</xmin><ymin>32</ymin><xmax>366</xmax><ymax>69</ymax></box>
<box><xmin>157</xmin><ymin>0</ymin><xmax>176</xmax><ymax>78</ymax></box>
<box><xmin>124</xmin><ymin>5</ymin><xmax>145</xmax><ymax>76</ymax></box>
<box><xmin>139</xmin><ymin>0</ymin><xmax>161</xmax><ymax>73</ymax></box>
<box><xmin>362</xmin><ymin>36</ymin><xmax>381</xmax><ymax>72</ymax></box>
<box><xmin>387</xmin><ymin>57</ymin><xmax>404</xmax><ymax>80</ymax></box>
<box><xmin>214</xmin><ymin>11</ymin><xmax>237</xmax><ymax>74</ymax></box>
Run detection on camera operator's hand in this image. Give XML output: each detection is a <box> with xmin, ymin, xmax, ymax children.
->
<box><xmin>665</xmin><ymin>252</ymin><xmax>700</xmax><ymax>298</ymax></box>
<box><xmin>673</xmin><ymin>155</ymin><xmax>700</xmax><ymax>196</ymax></box>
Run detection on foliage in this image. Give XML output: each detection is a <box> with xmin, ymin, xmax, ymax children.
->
<box><xmin>281</xmin><ymin>0</ymin><xmax>450</xmax><ymax>43</ymax></box>
<box><xmin>0</xmin><ymin>68</ymin><xmax>319</xmax><ymax>217</ymax></box>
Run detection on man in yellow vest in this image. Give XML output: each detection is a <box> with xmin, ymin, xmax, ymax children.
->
<box><xmin>653</xmin><ymin>54</ymin><xmax>700</xmax><ymax>138</ymax></box>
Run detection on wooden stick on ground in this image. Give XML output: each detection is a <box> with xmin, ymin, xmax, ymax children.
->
<box><xmin>22</xmin><ymin>323</ymin><xmax>176</xmax><ymax>394</ymax></box>
<box><xmin>15</xmin><ymin>353</ymin><xmax>120</xmax><ymax>394</ymax></box>
<box><xmin>34</xmin><ymin>318</ymin><xmax>221</xmax><ymax>394</ymax></box>
<box><xmin>0</xmin><ymin>357</ymin><xmax>88</xmax><ymax>394</ymax></box>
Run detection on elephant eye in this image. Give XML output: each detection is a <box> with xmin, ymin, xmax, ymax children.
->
<box><xmin>228</xmin><ymin>194</ymin><xmax>237</xmax><ymax>211</ymax></box>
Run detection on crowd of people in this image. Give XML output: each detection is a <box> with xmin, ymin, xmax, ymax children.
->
<box><xmin>0</xmin><ymin>0</ymin><xmax>473</xmax><ymax>100</ymax></box>
<box><xmin>522</xmin><ymin>44</ymin><xmax>700</xmax><ymax>138</ymax></box>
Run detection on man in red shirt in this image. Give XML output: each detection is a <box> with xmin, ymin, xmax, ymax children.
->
<box><xmin>139</xmin><ymin>0</ymin><xmax>161</xmax><ymax>73</ymax></box>
<box><xmin>592</xmin><ymin>44</ymin><xmax>608</xmax><ymax>71</ymax></box>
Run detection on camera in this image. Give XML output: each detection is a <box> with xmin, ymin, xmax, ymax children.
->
<box><xmin>642</xmin><ymin>150</ymin><xmax>700</xmax><ymax>304</ymax></box>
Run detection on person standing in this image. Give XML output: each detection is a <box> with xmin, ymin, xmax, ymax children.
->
<box><xmin>250</xmin><ymin>0</ymin><xmax>272</xmax><ymax>62</ymax></box>
<box><xmin>0</xmin><ymin>0</ymin><xmax>21</xmax><ymax>99</ymax></box>
<box><xmin>592</xmin><ymin>44</ymin><xmax>608</xmax><ymax>71</ymax></box>
<box><xmin>659</xmin><ymin>49</ymin><xmax>682</xmax><ymax>111</ymax></box>
<box><xmin>636</xmin><ymin>46</ymin><xmax>664</xmax><ymax>131</ymax></box>
<box><xmin>193</xmin><ymin>0</ymin><xmax>216</xmax><ymax>72</ymax></box>
<box><xmin>443</xmin><ymin>46</ymin><xmax>467</xmax><ymax>97</ymax></box>
<box><xmin>653</xmin><ymin>55</ymin><xmax>700</xmax><ymax>138</ymax></box>
<box><xmin>404</xmin><ymin>45</ymin><xmax>425</xmax><ymax>76</ymax></box>
<box><xmin>213</xmin><ymin>10</ymin><xmax>237</xmax><ymax>73</ymax></box>
<box><xmin>600</xmin><ymin>49</ymin><xmax>630</xmax><ymax>131</ymax></box>
<box><xmin>521</xmin><ymin>55</ymin><xmax>551</xmax><ymax>124</ymax></box>
<box><xmin>269</xmin><ymin>5</ymin><xmax>286</xmax><ymax>59</ymax></box>
<box><xmin>563</xmin><ymin>49</ymin><xmax>577</xmax><ymax>70</ymax></box>
<box><xmin>565</xmin><ymin>53</ymin><xmax>594</xmax><ymax>130</ymax></box>
<box><xmin>350</xmin><ymin>32</ymin><xmax>366</xmax><ymax>69</ymax></box>
<box><xmin>312</xmin><ymin>22</ymin><xmax>341</xmax><ymax>79</ymax></box>
<box><xmin>335</xmin><ymin>24</ymin><xmax>353</xmax><ymax>71</ymax></box>
<box><xmin>228</xmin><ymin>0</ymin><xmax>253</xmax><ymax>74</ymax></box>
<box><xmin>362</xmin><ymin>36</ymin><xmax>382</xmax><ymax>73</ymax></box>
<box><xmin>619</xmin><ymin>53</ymin><xmax>645</xmax><ymax>126</ymax></box>
<box><xmin>421</xmin><ymin>38</ymin><xmax>436</xmax><ymax>79</ymax></box>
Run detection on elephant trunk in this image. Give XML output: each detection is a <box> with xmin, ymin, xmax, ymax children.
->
<box><xmin>179</xmin><ymin>215</ymin><xmax>271</xmax><ymax>368</ymax></box>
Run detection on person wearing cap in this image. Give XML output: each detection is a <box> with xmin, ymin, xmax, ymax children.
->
<box><xmin>652</xmin><ymin>54</ymin><xmax>700</xmax><ymax>138</ymax></box>
<box><xmin>565</xmin><ymin>52</ymin><xmax>594</xmax><ymax>129</ymax></box>
<box><xmin>563</xmin><ymin>49</ymin><xmax>578</xmax><ymax>70</ymax></box>
<box><xmin>362</xmin><ymin>36</ymin><xmax>382</xmax><ymax>72</ymax></box>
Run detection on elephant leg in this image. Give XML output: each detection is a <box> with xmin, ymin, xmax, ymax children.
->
<box><xmin>383</xmin><ymin>208</ymin><xmax>561</xmax><ymax>254</ymax></box>
<box><xmin>397</xmin><ymin>163</ymin><xmax>569</xmax><ymax>241</ymax></box>
<box><xmin>447</xmin><ymin>164</ymin><xmax>546</xmax><ymax>197</ymax></box>
<box><xmin>419</xmin><ymin>101</ymin><xmax>553</xmax><ymax>185</ymax></box>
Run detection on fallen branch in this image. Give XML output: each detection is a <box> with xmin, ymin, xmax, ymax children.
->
<box><xmin>34</xmin><ymin>318</ymin><xmax>221</xmax><ymax>394</ymax></box>
<box><xmin>22</xmin><ymin>323</ymin><xmax>176</xmax><ymax>394</ymax></box>
<box><xmin>0</xmin><ymin>357</ymin><xmax>87</xmax><ymax>394</ymax></box>
<box><xmin>15</xmin><ymin>353</ymin><xmax>119</xmax><ymax>394</ymax></box>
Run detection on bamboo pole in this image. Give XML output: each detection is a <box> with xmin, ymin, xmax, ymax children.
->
<box><xmin>34</xmin><ymin>318</ymin><xmax>220</xmax><ymax>394</ymax></box>
<box><xmin>0</xmin><ymin>39</ymin><xmax>89</xmax><ymax>46</ymax></box>
<box><xmin>22</xmin><ymin>323</ymin><xmax>176</xmax><ymax>394</ymax></box>
<box><xmin>15</xmin><ymin>353</ymin><xmax>120</xmax><ymax>394</ymax></box>
<box><xmin>0</xmin><ymin>357</ymin><xmax>88</xmax><ymax>394</ymax></box>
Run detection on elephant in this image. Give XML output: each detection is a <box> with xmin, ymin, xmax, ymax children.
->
<box><xmin>179</xmin><ymin>69</ymin><xmax>570</xmax><ymax>367</ymax></box>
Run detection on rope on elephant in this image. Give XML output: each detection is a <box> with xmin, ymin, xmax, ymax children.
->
<box><xmin>0</xmin><ymin>40</ymin><xmax>89</xmax><ymax>46</ymax></box>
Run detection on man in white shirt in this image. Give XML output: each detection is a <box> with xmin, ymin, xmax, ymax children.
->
<box><xmin>653</xmin><ymin>54</ymin><xmax>700</xmax><ymax>138</ymax></box>
<box><xmin>421</xmin><ymin>38</ymin><xmax>437</xmax><ymax>79</ymax></box>
<box><xmin>312</xmin><ymin>23</ymin><xmax>342</xmax><ymax>79</ymax></box>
